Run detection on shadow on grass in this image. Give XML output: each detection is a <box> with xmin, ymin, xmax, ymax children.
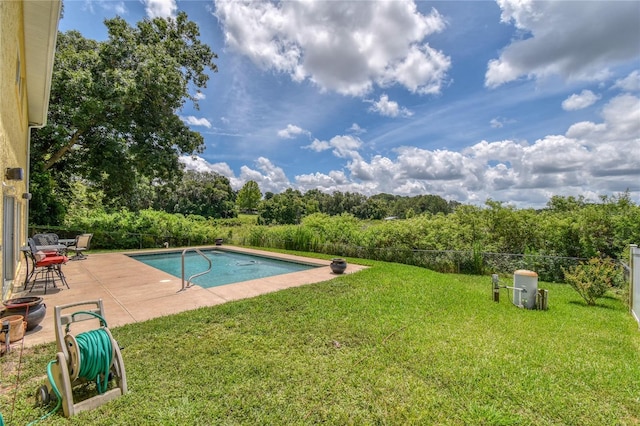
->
<box><xmin>568</xmin><ymin>300</ymin><xmax>618</xmax><ymax>310</ymax></box>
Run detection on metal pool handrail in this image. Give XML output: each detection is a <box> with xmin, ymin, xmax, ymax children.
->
<box><xmin>180</xmin><ymin>248</ymin><xmax>212</xmax><ymax>292</ymax></box>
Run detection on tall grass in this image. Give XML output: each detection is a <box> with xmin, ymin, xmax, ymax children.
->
<box><xmin>4</xmin><ymin>258</ymin><xmax>639</xmax><ymax>425</ymax></box>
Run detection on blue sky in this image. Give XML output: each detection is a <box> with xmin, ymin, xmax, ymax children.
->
<box><xmin>59</xmin><ymin>0</ymin><xmax>640</xmax><ymax>208</ymax></box>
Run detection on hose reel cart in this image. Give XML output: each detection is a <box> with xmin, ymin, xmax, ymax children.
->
<box><xmin>37</xmin><ymin>300</ymin><xmax>127</xmax><ymax>417</ymax></box>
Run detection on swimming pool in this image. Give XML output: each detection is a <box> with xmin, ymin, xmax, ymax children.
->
<box><xmin>128</xmin><ymin>249</ymin><xmax>321</xmax><ymax>289</ymax></box>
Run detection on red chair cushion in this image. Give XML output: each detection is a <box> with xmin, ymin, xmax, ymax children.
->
<box><xmin>36</xmin><ymin>255</ymin><xmax>68</xmax><ymax>267</ymax></box>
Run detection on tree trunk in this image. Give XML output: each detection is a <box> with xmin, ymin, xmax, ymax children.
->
<box><xmin>43</xmin><ymin>130</ymin><xmax>82</xmax><ymax>171</ymax></box>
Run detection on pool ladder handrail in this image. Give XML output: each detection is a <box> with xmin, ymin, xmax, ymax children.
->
<box><xmin>180</xmin><ymin>248</ymin><xmax>212</xmax><ymax>292</ymax></box>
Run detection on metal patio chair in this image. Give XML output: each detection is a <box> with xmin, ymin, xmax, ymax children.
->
<box><xmin>25</xmin><ymin>238</ymin><xmax>69</xmax><ymax>294</ymax></box>
<box><xmin>68</xmin><ymin>233</ymin><xmax>93</xmax><ymax>260</ymax></box>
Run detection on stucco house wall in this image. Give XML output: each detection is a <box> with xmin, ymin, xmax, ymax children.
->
<box><xmin>0</xmin><ymin>1</ymin><xmax>61</xmax><ymax>299</ymax></box>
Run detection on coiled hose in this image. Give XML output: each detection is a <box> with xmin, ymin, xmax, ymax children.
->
<box><xmin>28</xmin><ymin>311</ymin><xmax>114</xmax><ymax>425</ymax></box>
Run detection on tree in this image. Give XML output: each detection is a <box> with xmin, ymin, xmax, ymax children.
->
<box><xmin>258</xmin><ymin>189</ymin><xmax>305</xmax><ymax>225</ymax></box>
<box><xmin>155</xmin><ymin>171</ymin><xmax>236</xmax><ymax>218</ymax></box>
<box><xmin>30</xmin><ymin>12</ymin><xmax>217</xmax><ymax>220</ymax></box>
<box><xmin>236</xmin><ymin>180</ymin><xmax>262</xmax><ymax>213</ymax></box>
<box><xmin>545</xmin><ymin>195</ymin><xmax>586</xmax><ymax>212</ymax></box>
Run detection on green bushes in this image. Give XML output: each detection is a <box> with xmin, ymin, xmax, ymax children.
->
<box><xmin>59</xmin><ymin>208</ymin><xmax>226</xmax><ymax>249</ymax></box>
<box><xmin>32</xmin><ymin>193</ymin><xmax>639</xmax><ymax>285</ymax></box>
<box><xmin>563</xmin><ymin>257</ymin><xmax>621</xmax><ymax>305</ymax></box>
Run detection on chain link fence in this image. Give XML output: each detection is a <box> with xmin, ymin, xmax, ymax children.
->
<box><xmin>31</xmin><ymin>225</ymin><xmax>590</xmax><ymax>282</ymax></box>
<box><xmin>320</xmin><ymin>244</ymin><xmax>584</xmax><ymax>282</ymax></box>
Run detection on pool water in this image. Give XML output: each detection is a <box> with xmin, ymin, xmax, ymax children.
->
<box><xmin>128</xmin><ymin>250</ymin><xmax>320</xmax><ymax>288</ymax></box>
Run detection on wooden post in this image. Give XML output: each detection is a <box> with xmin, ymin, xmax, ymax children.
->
<box><xmin>536</xmin><ymin>289</ymin><xmax>548</xmax><ymax>311</ymax></box>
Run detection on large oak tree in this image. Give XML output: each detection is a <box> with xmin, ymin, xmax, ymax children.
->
<box><xmin>30</xmin><ymin>12</ymin><xmax>217</xmax><ymax>224</ymax></box>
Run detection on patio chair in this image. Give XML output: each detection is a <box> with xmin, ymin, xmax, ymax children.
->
<box><xmin>68</xmin><ymin>233</ymin><xmax>93</xmax><ymax>260</ymax></box>
<box><xmin>32</xmin><ymin>232</ymin><xmax>67</xmax><ymax>254</ymax></box>
<box><xmin>25</xmin><ymin>238</ymin><xmax>69</xmax><ymax>294</ymax></box>
<box><xmin>32</xmin><ymin>233</ymin><xmax>59</xmax><ymax>246</ymax></box>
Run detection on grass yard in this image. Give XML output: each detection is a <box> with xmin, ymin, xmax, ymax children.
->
<box><xmin>3</xmin><ymin>258</ymin><xmax>640</xmax><ymax>425</ymax></box>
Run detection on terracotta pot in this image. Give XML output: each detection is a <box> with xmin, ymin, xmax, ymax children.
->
<box><xmin>2</xmin><ymin>297</ymin><xmax>46</xmax><ymax>331</ymax></box>
<box><xmin>330</xmin><ymin>258</ymin><xmax>347</xmax><ymax>274</ymax></box>
<box><xmin>0</xmin><ymin>315</ymin><xmax>26</xmax><ymax>343</ymax></box>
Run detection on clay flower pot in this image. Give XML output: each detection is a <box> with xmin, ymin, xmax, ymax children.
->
<box><xmin>2</xmin><ymin>296</ymin><xmax>46</xmax><ymax>331</ymax></box>
<box><xmin>0</xmin><ymin>315</ymin><xmax>26</xmax><ymax>343</ymax></box>
<box><xmin>330</xmin><ymin>258</ymin><xmax>347</xmax><ymax>274</ymax></box>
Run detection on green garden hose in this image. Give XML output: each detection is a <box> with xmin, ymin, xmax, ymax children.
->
<box><xmin>28</xmin><ymin>311</ymin><xmax>114</xmax><ymax>424</ymax></box>
<box><xmin>75</xmin><ymin>328</ymin><xmax>113</xmax><ymax>394</ymax></box>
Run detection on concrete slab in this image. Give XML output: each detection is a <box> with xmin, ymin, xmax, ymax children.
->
<box><xmin>4</xmin><ymin>247</ymin><xmax>366</xmax><ymax>347</ymax></box>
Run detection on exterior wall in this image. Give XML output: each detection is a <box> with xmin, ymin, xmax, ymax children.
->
<box><xmin>1</xmin><ymin>1</ymin><xmax>31</xmax><ymax>299</ymax></box>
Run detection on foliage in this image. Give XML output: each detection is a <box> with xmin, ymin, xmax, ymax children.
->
<box><xmin>302</xmin><ymin>213</ymin><xmax>363</xmax><ymax>246</ymax></box>
<box><xmin>30</xmin><ymin>12</ymin><xmax>217</xmax><ymax>216</ymax></box>
<box><xmin>236</xmin><ymin>180</ymin><xmax>262</xmax><ymax>213</ymax></box>
<box><xmin>61</xmin><ymin>208</ymin><xmax>225</xmax><ymax>249</ymax></box>
<box><xmin>31</xmin><ymin>192</ymin><xmax>640</xmax><ymax>282</ymax></box>
<box><xmin>64</xmin><ymin>180</ymin><xmax>106</xmax><ymax>222</ymax></box>
<box><xmin>27</xmin><ymin>164</ymin><xmax>67</xmax><ymax>226</ymax></box>
<box><xmin>7</xmin><ymin>261</ymin><xmax>640</xmax><ymax>425</ymax></box>
<box><xmin>154</xmin><ymin>170</ymin><xmax>237</xmax><ymax>218</ymax></box>
<box><xmin>258</xmin><ymin>189</ymin><xmax>306</xmax><ymax>225</ymax></box>
<box><xmin>563</xmin><ymin>257</ymin><xmax>621</xmax><ymax>305</ymax></box>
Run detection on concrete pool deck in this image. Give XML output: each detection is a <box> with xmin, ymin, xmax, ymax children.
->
<box><xmin>7</xmin><ymin>246</ymin><xmax>366</xmax><ymax>347</ymax></box>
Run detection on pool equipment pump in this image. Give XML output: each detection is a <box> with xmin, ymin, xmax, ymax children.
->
<box><xmin>36</xmin><ymin>300</ymin><xmax>127</xmax><ymax>417</ymax></box>
<box><xmin>492</xmin><ymin>271</ymin><xmax>548</xmax><ymax>310</ymax></box>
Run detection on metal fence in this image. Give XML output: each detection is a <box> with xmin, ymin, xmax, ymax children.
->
<box><xmin>30</xmin><ymin>225</ymin><xmax>594</xmax><ymax>282</ymax></box>
<box><xmin>321</xmin><ymin>245</ymin><xmax>584</xmax><ymax>282</ymax></box>
<box><xmin>29</xmin><ymin>226</ymin><xmax>208</xmax><ymax>250</ymax></box>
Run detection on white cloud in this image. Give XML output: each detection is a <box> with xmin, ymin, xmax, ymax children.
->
<box><xmin>348</xmin><ymin>123</ymin><xmax>366</xmax><ymax>135</ymax></box>
<box><xmin>88</xmin><ymin>1</ymin><xmax>127</xmax><ymax>15</ymax></box>
<box><xmin>368</xmin><ymin>94</ymin><xmax>413</xmax><ymax>118</ymax></box>
<box><xmin>486</xmin><ymin>1</ymin><xmax>640</xmax><ymax>87</ymax></box>
<box><xmin>179</xmin><ymin>156</ymin><xmax>243</xmax><ymax>189</ymax></box>
<box><xmin>181</xmin><ymin>116</ymin><xmax>212</xmax><ymax>128</ymax></box>
<box><xmin>277</xmin><ymin>124</ymin><xmax>311</xmax><ymax>139</ymax></box>
<box><xmin>142</xmin><ymin>0</ymin><xmax>177</xmax><ymax>19</ymax></box>
<box><xmin>184</xmin><ymin>94</ymin><xmax>640</xmax><ymax>207</ymax></box>
<box><xmin>239</xmin><ymin>157</ymin><xmax>291</xmax><ymax>194</ymax></box>
<box><xmin>561</xmin><ymin>90</ymin><xmax>601</xmax><ymax>111</ymax></box>
<box><xmin>194</xmin><ymin>92</ymin><xmax>206</xmax><ymax>100</ymax></box>
<box><xmin>613</xmin><ymin>70</ymin><xmax>640</xmax><ymax>92</ymax></box>
<box><xmin>378</xmin><ymin>44</ymin><xmax>451</xmax><ymax>95</ymax></box>
<box><xmin>396</xmin><ymin>147</ymin><xmax>466</xmax><ymax>180</ymax></box>
<box><xmin>296</xmin><ymin>171</ymin><xmax>348</xmax><ymax>189</ymax></box>
<box><xmin>214</xmin><ymin>0</ymin><xmax>451</xmax><ymax>96</ymax></box>
<box><xmin>179</xmin><ymin>155</ymin><xmax>211</xmax><ymax>173</ymax></box>
<box><xmin>302</xmin><ymin>94</ymin><xmax>638</xmax><ymax>204</ymax></box>
<box><xmin>329</xmin><ymin>135</ymin><xmax>363</xmax><ymax>160</ymax></box>
<box><xmin>489</xmin><ymin>117</ymin><xmax>515</xmax><ymax>129</ymax></box>
<box><xmin>304</xmin><ymin>139</ymin><xmax>331</xmax><ymax>152</ymax></box>
<box><xmin>303</xmin><ymin>135</ymin><xmax>363</xmax><ymax>160</ymax></box>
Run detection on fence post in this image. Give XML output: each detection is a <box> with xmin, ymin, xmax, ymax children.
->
<box><xmin>630</xmin><ymin>244</ymin><xmax>637</xmax><ymax>317</ymax></box>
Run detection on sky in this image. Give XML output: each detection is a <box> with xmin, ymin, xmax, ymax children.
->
<box><xmin>58</xmin><ymin>0</ymin><xmax>640</xmax><ymax>208</ymax></box>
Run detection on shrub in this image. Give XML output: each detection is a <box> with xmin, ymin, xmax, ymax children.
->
<box><xmin>563</xmin><ymin>257</ymin><xmax>619</xmax><ymax>305</ymax></box>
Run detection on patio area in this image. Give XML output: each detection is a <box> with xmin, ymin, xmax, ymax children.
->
<box><xmin>6</xmin><ymin>246</ymin><xmax>365</xmax><ymax>347</ymax></box>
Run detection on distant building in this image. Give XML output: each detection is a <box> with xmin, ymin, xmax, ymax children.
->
<box><xmin>0</xmin><ymin>0</ymin><xmax>61</xmax><ymax>299</ymax></box>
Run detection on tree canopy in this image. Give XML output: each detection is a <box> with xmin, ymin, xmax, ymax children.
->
<box><xmin>155</xmin><ymin>170</ymin><xmax>236</xmax><ymax>219</ymax></box>
<box><xmin>30</xmin><ymin>12</ymin><xmax>217</xmax><ymax>223</ymax></box>
<box><xmin>236</xmin><ymin>180</ymin><xmax>262</xmax><ymax>213</ymax></box>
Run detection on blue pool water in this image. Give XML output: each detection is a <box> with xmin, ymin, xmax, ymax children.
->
<box><xmin>128</xmin><ymin>250</ymin><xmax>320</xmax><ymax>288</ymax></box>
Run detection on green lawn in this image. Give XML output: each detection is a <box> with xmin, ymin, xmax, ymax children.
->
<box><xmin>4</xmin><ymin>258</ymin><xmax>640</xmax><ymax>425</ymax></box>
